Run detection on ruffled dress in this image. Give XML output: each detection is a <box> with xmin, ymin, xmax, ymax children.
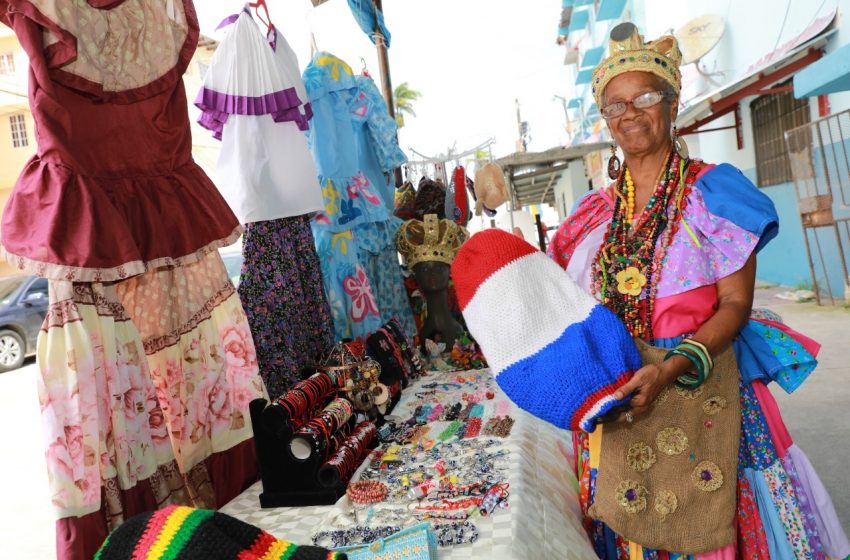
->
<box><xmin>303</xmin><ymin>53</ymin><xmax>415</xmax><ymax>341</ymax></box>
<box><xmin>195</xmin><ymin>12</ymin><xmax>333</xmax><ymax>398</ymax></box>
<box><xmin>548</xmin><ymin>162</ymin><xmax>850</xmax><ymax>560</ymax></box>
<box><xmin>0</xmin><ymin>2</ymin><xmax>266</xmax><ymax>559</ymax></box>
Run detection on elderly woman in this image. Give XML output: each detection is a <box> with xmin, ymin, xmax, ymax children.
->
<box><xmin>547</xmin><ymin>23</ymin><xmax>849</xmax><ymax>560</ymax></box>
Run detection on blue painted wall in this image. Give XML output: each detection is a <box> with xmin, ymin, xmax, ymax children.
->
<box><xmin>742</xmin><ymin>168</ymin><xmax>847</xmax><ymax>297</ymax></box>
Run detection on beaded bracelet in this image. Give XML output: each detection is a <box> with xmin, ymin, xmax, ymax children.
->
<box><xmin>312</xmin><ymin>525</ymin><xmax>400</xmax><ymax>548</ymax></box>
<box><xmin>438</xmin><ymin>421</ymin><xmax>464</xmax><ymax>442</ymax></box>
<box><xmin>434</xmin><ymin>520</ymin><xmax>479</xmax><ymax>547</ymax></box>
<box><xmin>346</xmin><ymin>480</ymin><xmax>389</xmax><ymax>504</ymax></box>
<box><xmin>664</xmin><ymin>347</ymin><xmax>706</xmax><ymax>389</ymax></box>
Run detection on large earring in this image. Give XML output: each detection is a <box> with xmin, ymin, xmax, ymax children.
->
<box><xmin>673</xmin><ymin>125</ymin><xmax>689</xmax><ymax>160</ymax></box>
<box><xmin>607</xmin><ymin>143</ymin><xmax>621</xmax><ymax>180</ymax></box>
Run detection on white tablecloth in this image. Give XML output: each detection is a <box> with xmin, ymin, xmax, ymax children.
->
<box><xmin>220</xmin><ymin>369</ymin><xmax>597</xmax><ymax>559</ymax></box>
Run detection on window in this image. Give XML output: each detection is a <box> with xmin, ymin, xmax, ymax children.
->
<box><xmin>23</xmin><ymin>278</ymin><xmax>48</xmax><ymax>302</ymax></box>
<box><xmin>0</xmin><ymin>53</ymin><xmax>14</xmax><ymax>75</ymax></box>
<box><xmin>9</xmin><ymin>114</ymin><xmax>27</xmax><ymax>148</ymax></box>
<box><xmin>751</xmin><ymin>80</ymin><xmax>810</xmax><ymax>187</ymax></box>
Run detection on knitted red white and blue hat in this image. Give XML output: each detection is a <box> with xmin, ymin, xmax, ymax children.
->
<box><xmin>451</xmin><ymin>229</ymin><xmax>641</xmax><ymax>432</ymax></box>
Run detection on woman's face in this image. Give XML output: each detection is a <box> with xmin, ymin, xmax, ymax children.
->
<box><xmin>602</xmin><ymin>71</ymin><xmax>677</xmax><ymax>158</ymax></box>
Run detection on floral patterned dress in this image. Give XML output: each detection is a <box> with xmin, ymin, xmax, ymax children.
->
<box><xmin>549</xmin><ymin>162</ymin><xmax>850</xmax><ymax>560</ymax></box>
<box><xmin>0</xmin><ymin>3</ymin><xmax>266</xmax><ymax>559</ymax></box>
<box><xmin>303</xmin><ymin>53</ymin><xmax>415</xmax><ymax>341</ymax></box>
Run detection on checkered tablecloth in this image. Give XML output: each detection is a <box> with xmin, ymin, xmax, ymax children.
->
<box><xmin>220</xmin><ymin>369</ymin><xmax>597</xmax><ymax>559</ymax></box>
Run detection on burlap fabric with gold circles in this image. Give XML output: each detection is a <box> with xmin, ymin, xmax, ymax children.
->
<box><xmin>587</xmin><ymin>340</ymin><xmax>741</xmax><ymax>554</ymax></box>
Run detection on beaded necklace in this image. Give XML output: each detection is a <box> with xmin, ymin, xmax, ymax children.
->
<box><xmin>591</xmin><ymin>150</ymin><xmax>688</xmax><ymax>340</ymax></box>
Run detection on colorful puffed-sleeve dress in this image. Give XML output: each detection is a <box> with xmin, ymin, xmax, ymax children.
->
<box><xmin>303</xmin><ymin>53</ymin><xmax>414</xmax><ymax>341</ymax></box>
<box><xmin>195</xmin><ymin>11</ymin><xmax>334</xmax><ymax>398</ymax></box>
<box><xmin>0</xmin><ymin>2</ymin><xmax>266</xmax><ymax>559</ymax></box>
<box><xmin>548</xmin><ymin>162</ymin><xmax>850</xmax><ymax>560</ymax></box>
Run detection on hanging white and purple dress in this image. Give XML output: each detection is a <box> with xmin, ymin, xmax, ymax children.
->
<box><xmin>196</xmin><ymin>11</ymin><xmax>334</xmax><ymax>398</ymax></box>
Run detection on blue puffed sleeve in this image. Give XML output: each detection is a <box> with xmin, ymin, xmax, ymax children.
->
<box><xmin>695</xmin><ymin>163</ymin><xmax>779</xmax><ymax>253</ymax></box>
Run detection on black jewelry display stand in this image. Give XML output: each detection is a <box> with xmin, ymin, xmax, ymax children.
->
<box><xmin>249</xmin><ymin>398</ymin><xmax>343</xmax><ymax>508</ymax></box>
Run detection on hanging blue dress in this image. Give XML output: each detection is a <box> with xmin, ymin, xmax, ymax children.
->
<box><xmin>304</xmin><ymin>53</ymin><xmax>415</xmax><ymax>340</ymax></box>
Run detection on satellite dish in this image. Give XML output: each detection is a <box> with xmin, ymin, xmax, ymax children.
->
<box><xmin>676</xmin><ymin>14</ymin><xmax>725</xmax><ymax>65</ymax></box>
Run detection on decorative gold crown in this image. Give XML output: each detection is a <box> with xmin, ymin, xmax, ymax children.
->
<box><xmin>591</xmin><ymin>22</ymin><xmax>682</xmax><ymax>108</ymax></box>
<box><xmin>396</xmin><ymin>214</ymin><xmax>468</xmax><ymax>268</ymax></box>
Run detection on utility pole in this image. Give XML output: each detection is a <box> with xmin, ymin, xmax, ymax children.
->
<box><xmin>515</xmin><ymin>99</ymin><xmax>528</xmax><ymax>153</ymax></box>
<box><xmin>372</xmin><ymin>0</ymin><xmax>403</xmax><ymax>187</ymax></box>
<box><xmin>553</xmin><ymin>95</ymin><xmax>572</xmax><ymax>144</ymax></box>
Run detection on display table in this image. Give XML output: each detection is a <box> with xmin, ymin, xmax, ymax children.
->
<box><xmin>221</xmin><ymin>368</ymin><xmax>597</xmax><ymax>559</ymax></box>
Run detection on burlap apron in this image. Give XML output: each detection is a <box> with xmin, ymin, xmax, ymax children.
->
<box><xmin>588</xmin><ymin>341</ymin><xmax>741</xmax><ymax>554</ymax></box>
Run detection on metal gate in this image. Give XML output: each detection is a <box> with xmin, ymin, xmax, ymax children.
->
<box><xmin>784</xmin><ymin>109</ymin><xmax>850</xmax><ymax>305</ymax></box>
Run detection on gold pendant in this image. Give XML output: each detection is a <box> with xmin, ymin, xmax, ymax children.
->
<box><xmin>615</xmin><ymin>266</ymin><xmax>647</xmax><ymax>296</ymax></box>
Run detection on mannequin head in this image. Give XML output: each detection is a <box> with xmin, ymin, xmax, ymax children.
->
<box><xmin>412</xmin><ymin>261</ymin><xmax>451</xmax><ymax>294</ymax></box>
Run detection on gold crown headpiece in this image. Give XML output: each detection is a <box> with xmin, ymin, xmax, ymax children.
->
<box><xmin>396</xmin><ymin>214</ymin><xmax>468</xmax><ymax>269</ymax></box>
<box><xmin>591</xmin><ymin>22</ymin><xmax>682</xmax><ymax>109</ymax></box>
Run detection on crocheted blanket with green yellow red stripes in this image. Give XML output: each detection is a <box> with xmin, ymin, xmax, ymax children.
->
<box><xmin>94</xmin><ymin>504</ymin><xmax>345</xmax><ymax>560</ymax></box>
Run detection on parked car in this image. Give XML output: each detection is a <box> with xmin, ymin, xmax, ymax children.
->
<box><xmin>0</xmin><ymin>275</ymin><xmax>48</xmax><ymax>372</ymax></box>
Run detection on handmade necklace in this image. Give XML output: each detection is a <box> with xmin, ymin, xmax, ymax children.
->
<box><xmin>591</xmin><ymin>149</ymin><xmax>684</xmax><ymax>340</ymax></box>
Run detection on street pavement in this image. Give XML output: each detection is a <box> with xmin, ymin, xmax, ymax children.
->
<box><xmin>0</xmin><ymin>288</ymin><xmax>847</xmax><ymax>559</ymax></box>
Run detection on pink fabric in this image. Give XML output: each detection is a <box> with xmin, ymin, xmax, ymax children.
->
<box><xmin>696</xmin><ymin>543</ymin><xmax>737</xmax><ymax>560</ymax></box>
<box><xmin>651</xmin><ymin>285</ymin><xmax>717</xmax><ymax>338</ymax></box>
<box><xmin>752</xmin><ymin>381</ymin><xmax>794</xmax><ymax>456</ymax></box>
<box><xmin>547</xmin><ymin>190</ymin><xmax>613</xmax><ymax>271</ymax></box>
<box><xmin>753</xmin><ymin>318</ymin><xmax>822</xmax><ymax>358</ymax></box>
<box><xmin>695</xmin><ymin>163</ymin><xmax>717</xmax><ymax>179</ymax></box>
<box><xmin>53</xmin><ymin>440</ymin><xmax>258</xmax><ymax>560</ymax></box>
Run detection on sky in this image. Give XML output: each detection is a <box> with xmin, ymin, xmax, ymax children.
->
<box><xmin>195</xmin><ymin>1</ymin><xmax>571</xmax><ymax>161</ymax></box>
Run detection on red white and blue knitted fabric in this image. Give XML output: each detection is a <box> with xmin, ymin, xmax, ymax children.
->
<box><xmin>451</xmin><ymin>229</ymin><xmax>640</xmax><ymax>432</ymax></box>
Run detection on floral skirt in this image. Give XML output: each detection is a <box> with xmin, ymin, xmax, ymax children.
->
<box><xmin>38</xmin><ymin>252</ymin><xmax>266</xmax><ymax>560</ymax></box>
<box><xmin>312</xmin><ymin>218</ymin><xmax>416</xmax><ymax>342</ymax></box>
<box><xmin>575</xmin><ymin>321</ymin><xmax>850</xmax><ymax>560</ymax></box>
<box><xmin>356</xmin><ymin>219</ymin><xmax>417</xmax><ymax>341</ymax></box>
<box><xmin>238</xmin><ymin>215</ymin><xmax>334</xmax><ymax>399</ymax></box>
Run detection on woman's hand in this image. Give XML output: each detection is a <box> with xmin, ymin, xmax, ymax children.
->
<box><xmin>613</xmin><ymin>362</ymin><xmax>676</xmax><ymax>421</ymax></box>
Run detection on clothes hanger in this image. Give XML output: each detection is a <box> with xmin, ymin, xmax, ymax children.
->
<box><xmin>360</xmin><ymin>57</ymin><xmax>371</xmax><ymax>78</ymax></box>
<box><xmin>246</xmin><ymin>0</ymin><xmax>275</xmax><ymax>34</ymax></box>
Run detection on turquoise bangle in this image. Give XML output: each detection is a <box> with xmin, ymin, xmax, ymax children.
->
<box><xmin>679</xmin><ymin>339</ymin><xmax>712</xmax><ymax>374</ymax></box>
<box><xmin>664</xmin><ymin>348</ymin><xmax>707</xmax><ymax>389</ymax></box>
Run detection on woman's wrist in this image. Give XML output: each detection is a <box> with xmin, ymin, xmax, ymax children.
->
<box><xmin>659</xmin><ymin>354</ymin><xmax>691</xmax><ymax>384</ymax></box>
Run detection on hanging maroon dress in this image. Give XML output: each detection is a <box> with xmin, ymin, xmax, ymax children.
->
<box><xmin>0</xmin><ymin>2</ymin><xmax>267</xmax><ymax>559</ymax></box>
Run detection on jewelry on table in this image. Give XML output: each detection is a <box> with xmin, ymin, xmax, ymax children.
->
<box><xmin>434</xmin><ymin>521</ymin><xmax>479</xmax><ymax>547</ymax></box>
<box><xmin>312</xmin><ymin>525</ymin><xmax>401</xmax><ymax>548</ymax></box>
<box><xmin>347</xmin><ymin>480</ymin><xmax>389</xmax><ymax>504</ymax></box>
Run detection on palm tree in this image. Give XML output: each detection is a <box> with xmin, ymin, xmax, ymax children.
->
<box><xmin>393</xmin><ymin>82</ymin><xmax>421</xmax><ymax>128</ymax></box>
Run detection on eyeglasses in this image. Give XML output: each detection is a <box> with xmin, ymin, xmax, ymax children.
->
<box><xmin>601</xmin><ymin>91</ymin><xmax>670</xmax><ymax>119</ymax></box>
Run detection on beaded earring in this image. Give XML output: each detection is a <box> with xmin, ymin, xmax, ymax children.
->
<box><xmin>673</xmin><ymin>125</ymin><xmax>689</xmax><ymax>160</ymax></box>
<box><xmin>608</xmin><ymin>142</ymin><xmax>622</xmax><ymax>180</ymax></box>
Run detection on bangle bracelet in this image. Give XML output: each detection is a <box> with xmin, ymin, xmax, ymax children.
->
<box><xmin>675</xmin><ymin>344</ymin><xmax>710</xmax><ymax>382</ymax></box>
<box><xmin>679</xmin><ymin>339</ymin><xmax>713</xmax><ymax>373</ymax></box>
<box><xmin>664</xmin><ymin>348</ymin><xmax>706</xmax><ymax>388</ymax></box>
